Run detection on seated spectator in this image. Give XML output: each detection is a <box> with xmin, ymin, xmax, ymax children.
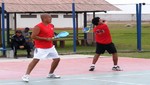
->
<box><xmin>22</xmin><ymin>27</ymin><xmax>34</xmax><ymax>49</ymax></box>
<box><xmin>11</xmin><ymin>30</ymin><xmax>31</xmax><ymax>58</ymax></box>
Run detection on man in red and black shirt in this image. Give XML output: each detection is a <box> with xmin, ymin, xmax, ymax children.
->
<box><xmin>89</xmin><ymin>17</ymin><xmax>122</xmax><ymax>71</ymax></box>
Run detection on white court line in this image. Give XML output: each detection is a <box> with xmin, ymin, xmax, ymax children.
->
<box><xmin>1</xmin><ymin>72</ymin><xmax>150</xmax><ymax>85</ymax></box>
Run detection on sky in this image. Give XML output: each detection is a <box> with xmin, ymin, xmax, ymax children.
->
<box><xmin>105</xmin><ymin>0</ymin><xmax>150</xmax><ymax>14</ymax></box>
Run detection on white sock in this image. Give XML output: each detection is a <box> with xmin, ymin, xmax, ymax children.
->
<box><xmin>91</xmin><ymin>64</ymin><xmax>95</xmax><ymax>67</ymax></box>
<box><xmin>114</xmin><ymin>65</ymin><xmax>118</xmax><ymax>67</ymax></box>
<box><xmin>49</xmin><ymin>73</ymin><xmax>53</xmax><ymax>75</ymax></box>
<box><xmin>25</xmin><ymin>74</ymin><xmax>29</xmax><ymax>77</ymax></box>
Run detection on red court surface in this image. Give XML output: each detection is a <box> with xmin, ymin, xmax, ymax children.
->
<box><xmin>0</xmin><ymin>56</ymin><xmax>150</xmax><ymax>80</ymax></box>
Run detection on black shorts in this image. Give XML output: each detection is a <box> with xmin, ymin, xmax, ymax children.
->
<box><xmin>96</xmin><ymin>42</ymin><xmax>117</xmax><ymax>54</ymax></box>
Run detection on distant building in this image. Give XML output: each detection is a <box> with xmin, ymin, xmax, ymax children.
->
<box><xmin>87</xmin><ymin>14</ymin><xmax>150</xmax><ymax>22</ymax></box>
<box><xmin>8</xmin><ymin>13</ymin><xmax>150</xmax><ymax>29</ymax></box>
<box><xmin>9</xmin><ymin>13</ymin><xmax>84</xmax><ymax>29</ymax></box>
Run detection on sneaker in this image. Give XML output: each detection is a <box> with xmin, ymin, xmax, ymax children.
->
<box><xmin>22</xmin><ymin>75</ymin><xmax>29</xmax><ymax>82</ymax></box>
<box><xmin>47</xmin><ymin>74</ymin><xmax>61</xmax><ymax>79</ymax></box>
<box><xmin>112</xmin><ymin>66</ymin><xmax>122</xmax><ymax>71</ymax></box>
<box><xmin>89</xmin><ymin>66</ymin><xmax>95</xmax><ymax>71</ymax></box>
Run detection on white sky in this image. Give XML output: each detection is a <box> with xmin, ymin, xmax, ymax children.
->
<box><xmin>105</xmin><ymin>0</ymin><xmax>150</xmax><ymax>14</ymax></box>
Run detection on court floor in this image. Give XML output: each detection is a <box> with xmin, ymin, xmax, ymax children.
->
<box><xmin>0</xmin><ymin>55</ymin><xmax>150</xmax><ymax>85</ymax></box>
<box><xmin>0</xmin><ymin>71</ymin><xmax>150</xmax><ymax>85</ymax></box>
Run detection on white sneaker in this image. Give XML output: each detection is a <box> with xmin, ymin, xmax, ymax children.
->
<box><xmin>22</xmin><ymin>75</ymin><xmax>29</xmax><ymax>82</ymax></box>
<box><xmin>89</xmin><ymin>66</ymin><xmax>95</xmax><ymax>71</ymax></box>
<box><xmin>112</xmin><ymin>66</ymin><xmax>122</xmax><ymax>71</ymax></box>
<box><xmin>47</xmin><ymin>74</ymin><xmax>61</xmax><ymax>79</ymax></box>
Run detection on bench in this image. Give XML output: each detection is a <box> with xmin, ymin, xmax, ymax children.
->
<box><xmin>53</xmin><ymin>33</ymin><xmax>87</xmax><ymax>48</ymax></box>
<box><xmin>54</xmin><ymin>32</ymin><xmax>96</xmax><ymax>48</ymax></box>
<box><xmin>53</xmin><ymin>38</ymin><xmax>86</xmax><ymax>48</ymax></box>
<box><xmin>9</xmin><ymin>32</ymin><xmax>87</xmax><ymax>48</ymax></box>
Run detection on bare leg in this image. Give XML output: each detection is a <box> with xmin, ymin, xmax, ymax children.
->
<box><xmin>89</xmin><ymin>54</ymin><xmax>100</xmax><ymax>71</ymax></box>
<box><xmin>92</xmin><ymin>54</ymin><xmax>100</xmax><ymax>64</ymax></box>
<box><xmin>49</xmin><ymin>58</ymin><xmax>60</xmax><ymax>74</ymax></box>
<box><xmin>25</xmin><ymin>59</ymin><xmax>40</xmax><ymax>75</ymax></box>
<box><xmin>112</xmin><ymin>53</ymin><xmax>122</xmax><ymax>71</ymax></box>
<box><xmin>112</xmin><ymin>53</ymin><xmax>118</xmax><ymax>65</ymax></box>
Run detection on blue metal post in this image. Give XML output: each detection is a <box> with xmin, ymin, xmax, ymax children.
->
<box><xmin>1</xmin><ymin>1</ymin><xmax>6</xmax><ymax>55</ymax></box>
<box><xmin>136</xmin><ymin>4</ymin><xmax>139</xmax><ymax>51</ymax></box>
<box><xmin>136</xmin><ymin>3</ymin><xmax>142</xmax><ymax>51</ymax></box>
<box><xmin>138</xmin><ymin>3</ymin><xmax>142</xmax><ymax>51</ymax></box>
<box><xmin>72</xmin><ymin>0</ymin><xmax>76</xmax><ymax>52</ymax></box>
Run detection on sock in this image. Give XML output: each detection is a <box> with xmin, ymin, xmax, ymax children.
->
<box><xmin>114</xmin><ymin>65</ymin><xmax>118</xmax><ymax>67</ymax></box>
<box><xmin>91</xmin><ymin>64</ymin><xmax>95</xmax><ymax>67</ymax></box>
<box><xmin>25</xmin><ymin>74</ymin><xmax>29</xmax><ymax>77</ymax></box>
<box><xmin>49</xmin><ymin>73</ymin><xmax>53</xmax><ymax>75</ymax></box>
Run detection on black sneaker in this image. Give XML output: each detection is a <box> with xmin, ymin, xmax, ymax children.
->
<box><xmin>112</xmin><ymin>66</ymin><xmax>122</xmax><ymax>71</ymax></box>
<box><xmin>89</xmin><ymin>66</ymin><xmax>95</xmax><ymax>71</ymax></box>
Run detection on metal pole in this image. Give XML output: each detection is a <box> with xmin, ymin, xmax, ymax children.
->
<box><xmin>83</xmin><ymin>12</ymin><xmax>87</xmax><ymax>40</ymax></box>
<box><xmin>72</xmin><ymin>0</ymin><xmax>76</xmax><ymax>52</ymax></box>
<box><xmin>76</xmin><ymin>13</ymin><xmax>80</xmax><ymax>45</ymax></box>
<box><xmin>6</xmin><ymin>13</ymin><xmax>10</xmax><ymax>47</ymax></box>
<box><xmin>0</xmin><ymin>14</ymin><xmax>1</xmax><ymax>47</ymax></box>
<box><xmin>93</xmin><ymin>12</ymin><xmax>95</xmax><ymax>19</ymax></box>
<box><xmin>14</xmin><ymin>13</ymin><xmax>17</xmax><ymax>32</ymax></box>
<box><xmin>136</xmin><ymin>3</ymin><xmax>142</xmax><ymax>52</ymax></box>
<box><xmin>93</xmin><ymin>12</ymin><xmax>95</xmax><ymax>44</ymax></box>
<box><xmin>138</xmin><ymin>3</ymin><xmax>142</xmax><ymax>51</ymax></box>
<box><xmin>1</xmin><ymin>0</ymin><xmax>6</xmax><ymax>55</ymax></box>
<box><xmin>136</xmin><ymin>4</ymin><xmax>139</xmax><ymax>51</ymax></box>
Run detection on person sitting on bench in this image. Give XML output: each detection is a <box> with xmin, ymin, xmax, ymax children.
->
<box><xmin>11</xmin><ymin>30</ymin><xmax>31</xmax><ymax>58</ymax></box>
<box><xmin>22</xmin><ymin>27</ymin><xmax>34</xmax><ymax>49</ymax></box>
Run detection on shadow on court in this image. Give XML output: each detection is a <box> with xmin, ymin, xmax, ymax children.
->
<box><xmin>0</xmin><ymin>55</ymin><xmax>150</xmax><ymax>85</ymax></box>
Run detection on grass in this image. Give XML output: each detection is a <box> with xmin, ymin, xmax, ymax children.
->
<box><xmin>55</xmin><ymin>23</ymin><xmax>150</xmax><ymax>58</ymax></box>
<box><xmin>110</xmin><ymin>24</ymin><xmax>150</xmax><ymax>51</ymax></box>
<box><xmin>1</xmin><ymin>23</ymin><xmax>150</xmax><ymax>58</ymax></box>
